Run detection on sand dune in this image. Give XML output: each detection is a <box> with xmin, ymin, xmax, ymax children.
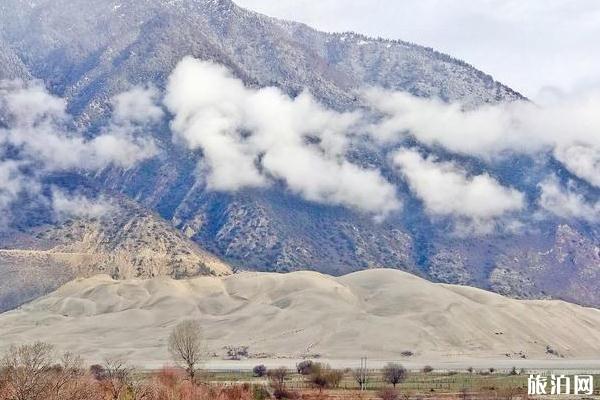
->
<box><xmin>1</xmin><ymin>269</ymin><xmax>600</xmax><ymax>367</ymax></box>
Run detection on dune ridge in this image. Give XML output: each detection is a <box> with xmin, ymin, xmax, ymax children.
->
<box><xmin>1</xmin><ymin>269</ymin><xmax>600</xmax><ymax>366</ymax></box>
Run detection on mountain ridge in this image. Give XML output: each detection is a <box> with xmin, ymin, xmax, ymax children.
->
<box><xmin>0</xmin><ymin>0</ymin><xmax>597</xmax><ymax>308</ymax></box>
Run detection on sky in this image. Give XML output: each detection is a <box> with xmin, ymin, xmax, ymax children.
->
<box><xmin>234</xmin><ymin>0</ymin><xmax>600</xmax><ymax>98</ymax></box>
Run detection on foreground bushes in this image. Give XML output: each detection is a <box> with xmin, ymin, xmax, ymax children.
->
<box><xmin>0</xmin><ymin>342</ymin><xmax>257</xmax><ymax>400</ymax></box>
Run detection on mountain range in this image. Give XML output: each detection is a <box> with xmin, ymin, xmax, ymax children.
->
<box><xmin>0</xmin><ymin>0</ymin><xmax>598</xmax><ymax>310</ymax></box>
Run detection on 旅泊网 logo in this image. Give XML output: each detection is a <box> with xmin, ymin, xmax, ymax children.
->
<box><xmin>528</xmin><ymin>374</ymin><xmax>594</xmax><ymax>395</ymax></box>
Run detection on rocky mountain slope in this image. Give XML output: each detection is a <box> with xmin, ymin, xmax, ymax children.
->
<box><xmin>0</xmin><ymin>0</ymin><xmax>598</xmax><ymax>307</ymax></box>
<box><xmin>0</xmin><ymin>38</ymin><xmax>30</xmax><ymax>80</ymax></box>
<box><xmin>0</xmin><ymin>196</ymin><xmax>231</xmax><ymax>312</ymax></box>
<box><xmin>2</xmin><ymin>269</ymin><xmax>600</xmax><ymax>364</ymax></box>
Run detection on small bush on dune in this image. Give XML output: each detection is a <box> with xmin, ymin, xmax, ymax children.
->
<box><xmin>422</xmin><ymin>365</ymin><xmax>434</xmax><ymax>373</ymax></box>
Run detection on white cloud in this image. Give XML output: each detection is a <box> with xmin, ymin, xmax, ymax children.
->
<box><xmin>164</xmin><ymin>57</ymin><xmax>400</xmax><ymax>215</ymax></box>
<box><xmin>393</xmin><ymin>148</ymin><xmax>525</xmax><ymax>234</ymax></box>
<box><xmin>1</xmin><ymin>81</ymin><xmax>158</xmax><ymax>171</ymax></box>
<box><xmin>538</xmin><ymin>177</ymin><xmax>600</xmax><ymax>222</ymax></box>
<box><xmin>366</xmin><ymin>87</ymin><xmax>600</xmax><ymax>190</ymax></box>
<box><xmin>554</xmin><ymin>145</ymin><xmax>600</xmax><ymax>188</ymax></box>
<box><xmin>0</xmin><ymin>160</ymin><xmax>34</xmax><ymax>218</ymax></box>
<box><xmin>51</xmin><ymin>189</ymin><xmax>116</xmax><ymax>220</ymax></box>
<box><xmin>111</xmin><ymin>86</ymin><xmax>164</xmax><ymax>125</ymax></box>
<box><xmin>0</xmin><ymin>81</ymin><xmax>160</xmax><ymax>218</ymax></box>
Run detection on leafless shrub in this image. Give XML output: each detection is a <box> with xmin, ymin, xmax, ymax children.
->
<box><xmin>378</xmin><ymin>388</ymin><xmax>400</xmax><ymax>400</ymax></box>
<box><xmin>128</xmin><ymin>374</ymin><xmax>158</xmax><ymax>400</ymax></box>
<box><xmin>89</xmin><ymin>364</ymin><xmax>106</xmax><ymax>381</ymax></box>
<box><xmin>267</xmin><ymin>366</ymin><xmax>300</xmax><ymax>399</ymax></box>
<box><xmin>267</xmin><ymin>367</ymin><xmax>288</xmax><ymax>391</ymax></box>
<box><xmin>0</xmin><ymin>342</ymin><xmax>55</xmax><ymax>400</ymax></box>
<box><xmin>99</xmin><ymin>357</ymin><xmax>133</xmax><ymax>400</ymax></box>
<box><xmin>0</xmin><ymin>343</ymin><xmax>99</xmax><ymax>400</ymax></box>
<box><xmin>306</xmin><ymin>363</ymin><xmax>343</xmax><ymax>393</ymax></box>
<box><xmin>45</xmin><ymin>351</ymin><xmax>98</xmax><ymax>400</ymax></box>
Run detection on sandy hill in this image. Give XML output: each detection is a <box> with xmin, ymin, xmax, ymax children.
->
<box><xmin>0</xmin><ymin>198</ymin><xmax>231</xmax><ymax>312</ymax></box>
<box><xmin>1</xmin><ymin>269</ymin><xmax>600</xmax><ymax>366</ymax></box>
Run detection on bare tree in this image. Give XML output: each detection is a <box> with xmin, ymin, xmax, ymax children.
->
<box><xmin>382</xmin><ymin>363</ymin><xmax>406</xmax><ymax>388</ymax></box>
<box><xmin>100</xmin><ymin>357</ymin><xmax>132</xmax><ymax>400</ymax></box>
<box><xmin>307</xmin><ymin>363</ymin><xmax>343</xmax><ymax>394</ymax></box>
<box><xmin>267</xmin><ymin>367</ymin><xmax>287</xmax><ymax>391</ymax></box>
<box><xmin>167</xmin><ymin>320</ymin><xmax>204</xmax><ymax>380</ymax></box>
<box><xmin>267</xmin><ymin>367</ymin><xmax>289</xmax><ymax>400</ymax></box>
<box><xmin>128</xmin><ymin>374</ymin><xmax>158</xmax><ymax>400</ymax></box>
<box><xmin>46</xmin><ymin>351</ymin><xmax>89</xmax><ymax>400</ymax></box>
<box><xmin>0</xmin><ymin>342</ymin><xmax>55</xmax><ymax>400</ymax></box>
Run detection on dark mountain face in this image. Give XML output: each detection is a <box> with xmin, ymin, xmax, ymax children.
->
<box><xmin>0</xmin><ymin>0</ymin><xmax>598</xmax><ymax>306</ymax></box>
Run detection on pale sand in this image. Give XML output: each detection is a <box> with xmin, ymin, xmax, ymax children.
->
<box><xmin>1</xmin><ymin>269</ymin><xmax>600</xmax><ymax>369</ymax></box>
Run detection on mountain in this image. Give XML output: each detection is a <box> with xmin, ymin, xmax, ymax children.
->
<box><xmin>2</xmin><ymin>269</ymin><xmax>600</xmax><ymax>364</ymax></box>
<box><xmin>0</xmin><ymin>0</ymin><xmax>598</xmax><ymax>307</ymax></box>
<box><xmin>0</xmin><ymin>37</ymin><xmax>30</xmax><ymax>80</ymax></box>
<box><xmin>0</xmin><ymin>195</ymin><xmax>231</xmax><ymax>312</ymax></box>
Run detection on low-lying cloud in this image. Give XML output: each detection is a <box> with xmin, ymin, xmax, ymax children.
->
<box><xmin>366</xmin><ymin>88</ymin><xmax>600</xmax><ymax>190</ymax></box>
<box><xmin>393</xmin><ymin>148</ymin><xmax>525</xmax><ymax>234</ymax></box>
<box><xmin>4</xmin><ymin>58</ymin><xmax>597</xmax><ymax>233</ymax></box>
<box><xmin>164</xmin><ymin>57</ymin><xmax>400</xmax><ymax>216</ymax></box>
<box><xmin>162</xmin><ymin>58</ymin><xmax>599</xmax><ymax>228</ymax></box>
<box><xmin>0</xmin><ymin>80</ymin><xmax>159</xmax><ymax>219</ymax></box>
<box><xmin>51</xmin><ymin>189</ymin><xmax>116</xmax><ymax>220</ymax></box>
<box><xmin>538</xmin><ymin>177</ymin><xmax>600</xmax><ymax>223</ymax></box>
